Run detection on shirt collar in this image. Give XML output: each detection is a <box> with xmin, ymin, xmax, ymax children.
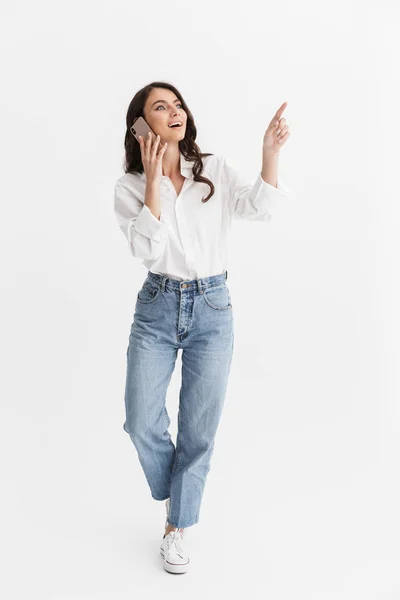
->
<box><xmin>179</xmin><ymin>152</ymin><xmax>195</xmax><ymax>179</ymax></box>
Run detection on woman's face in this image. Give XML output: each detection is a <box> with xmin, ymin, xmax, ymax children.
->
<box><xmin>143</xmin><ymin>88</ymin><xmax>187</xmax><ymax>143</ymax></box>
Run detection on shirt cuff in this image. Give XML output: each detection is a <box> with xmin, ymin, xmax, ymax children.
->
<box><xmin>129</xmin><ymin>203</ymin><xmax>169</xmax><ymax>244</ymax></box>
<box><xmin>254</xmin><ymin>172</ymin><xmax>291</xmax><ymax>214</ymax></box>
<box><xmin>259</xmin><ymin>171</ymin><xmax>291</xmax><ymax>194</ymax></box>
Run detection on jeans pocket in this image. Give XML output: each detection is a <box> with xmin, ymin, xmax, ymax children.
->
<box><xmin>203</xmin><ymin>284</ymin><xmax>232</xmax><ymax>310</ymax></box>
<box><xmin>137</xmin><ymin>282</ymin><xmax>161</xmax><ymax>304</ymax></box>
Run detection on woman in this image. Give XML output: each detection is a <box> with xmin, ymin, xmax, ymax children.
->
<box><xmin>114</xmin><ymin>81</ymin><xmax>291</xmax><ymax>574</ymax></box>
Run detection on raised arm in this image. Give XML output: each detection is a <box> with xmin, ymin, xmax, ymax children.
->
<box><xmin>223</xmin><ymin>101</ymin><xmax>292</xmax><ymax>221</ymax></box>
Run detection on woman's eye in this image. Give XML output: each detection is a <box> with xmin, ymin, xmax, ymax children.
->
<box><xmin>156</xmin><ymin>103</ymin><xmax>182</xmax><ymax>110</ymax></box>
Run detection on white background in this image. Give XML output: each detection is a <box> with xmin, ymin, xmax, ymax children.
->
<box><xmin>1</xmin><ymin>0</ymin><xmax>400</xmax><ymax>597</ymax></box>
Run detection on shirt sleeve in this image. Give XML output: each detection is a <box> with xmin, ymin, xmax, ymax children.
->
<box><xmin>221</xmin><ymin>156</ymin><xmax>292</xmax><ymax>222</ymax></box>
<box><xmin>114</xmin><ymin>181</ymin><xmax>169</xmax><ymax>260</ymax></box>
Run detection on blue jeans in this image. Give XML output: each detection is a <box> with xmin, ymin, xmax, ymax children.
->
<box><xmin>123</xmin><ymin>269</ymin><xmax>234</xmax><ymax>528</ymax></box>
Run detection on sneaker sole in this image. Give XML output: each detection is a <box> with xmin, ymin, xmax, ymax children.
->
<box><xmin>160</xmin><ymin>550</ymin><xmax>190</xmax><ymax>574</ymax></box>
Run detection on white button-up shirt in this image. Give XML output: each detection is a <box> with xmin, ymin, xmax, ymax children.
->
<box><xmin>114</xmin><ymin>152</ymin><xmax>291</xmax><ymax>281</ymax></box>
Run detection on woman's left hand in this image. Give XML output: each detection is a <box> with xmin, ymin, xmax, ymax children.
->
<box><xmin>263</xmin><ymin>102</ymin><xmax>291</xmax><ymax>156</ymax></box>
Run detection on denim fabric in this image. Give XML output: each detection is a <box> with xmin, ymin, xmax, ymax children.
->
<box><xmin>123</xmin><ymin>269</ymin><xmax>234</xmax><ymax>528</ymax></box>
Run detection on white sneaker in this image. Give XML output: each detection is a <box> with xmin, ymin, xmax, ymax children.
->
<box><xmin>160</xmin><ymin>527</ymin><xmax>190</xmax><ymax>574</ymax></box>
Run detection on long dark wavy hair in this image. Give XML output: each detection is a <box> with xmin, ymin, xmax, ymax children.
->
<box><xmin>123</xmin><ymin>81</ymin><xmax>215</xmax><ymax>203</ymax></box>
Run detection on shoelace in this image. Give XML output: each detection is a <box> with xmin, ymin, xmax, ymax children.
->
<box><xmin>165</xmin><ymin>528</ymin><xmax>186</xmax><ymax>559</ymax></box>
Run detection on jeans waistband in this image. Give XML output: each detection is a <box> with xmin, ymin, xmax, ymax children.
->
<box><xmin>147</xmin><ymin>270</ymin><xmax>228</xmax><ymax>293</ymax></box>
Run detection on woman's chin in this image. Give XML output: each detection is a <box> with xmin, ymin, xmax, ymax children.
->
<box><xmin>165</xmin><ymin>127</ymin><xmax>185</xmax><ymax>140</ymax></box>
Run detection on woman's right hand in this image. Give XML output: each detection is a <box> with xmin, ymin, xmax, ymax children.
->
<box><xmin>138</xmin><ymin>132</ymin><xmax>168</xmax><ymax>184</ymax></box>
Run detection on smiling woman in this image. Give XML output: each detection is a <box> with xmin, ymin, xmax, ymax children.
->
<box><xmin>122</xmin><ymin>81</ymin><xmax>216</xmax><ymax>203</ymax></box>
<box><xmin>114</xmin><ymin>79</ymin><xmax>292</xmax><ymax>575</ymax></box>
